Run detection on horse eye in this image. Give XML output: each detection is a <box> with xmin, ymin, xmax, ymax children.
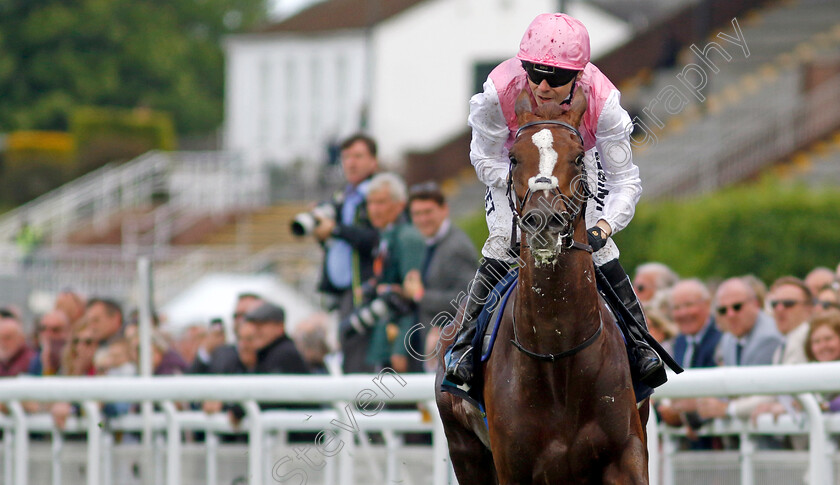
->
<box><xmin>574</xmin><ymin>154</ymin><xmax>584</xmax><ymax>166</ymax></box>
<box><xmin>509</xmin><ymin>154</ymin><xmax>518</xmax><ymax>165</ymax></box>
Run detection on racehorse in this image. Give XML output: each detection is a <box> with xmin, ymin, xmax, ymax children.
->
<box><xmin>435</xmin><ymin>88</ymin><xmax>649</xmax><ymax>484</ymax></box>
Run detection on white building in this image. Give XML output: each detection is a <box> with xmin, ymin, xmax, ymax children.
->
<box><xmin>224</xmin><ymin>0</ymin><xmax>630</xmax><ymax>168</ymax></box>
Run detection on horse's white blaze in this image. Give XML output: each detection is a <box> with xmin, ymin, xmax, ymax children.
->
<box><xmin>529</xmin><ymin>129</ymin><xmax>559</xmax><ymax>191</ymax></box>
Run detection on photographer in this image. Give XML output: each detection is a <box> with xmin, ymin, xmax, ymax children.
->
<box><xmin>304</xmin><ymin>134</ymin><xmax>380</xmax><ymax>373</ymax></box>
<box><xmin>341</xmin><ymin>173</ymin><xmax>426</xmax><ymax>373</ymax></box>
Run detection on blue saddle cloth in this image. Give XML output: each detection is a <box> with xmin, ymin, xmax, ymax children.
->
<box><xmin>441</xmin><ymin>270</ymin><xmax>653</xmax><ymax>416</ymax></box>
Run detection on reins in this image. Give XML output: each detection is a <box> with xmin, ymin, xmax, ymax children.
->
<box><xmin>507</xmin><ymin>119</ymin><xmax>603</xmax><ymax>362</ymax></box>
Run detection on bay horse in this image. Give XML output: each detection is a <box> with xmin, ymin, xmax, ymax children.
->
<box><xmin>435</xmin><ymin>88</ymin><xmax>649</xmax><ymax>484</ymax></box>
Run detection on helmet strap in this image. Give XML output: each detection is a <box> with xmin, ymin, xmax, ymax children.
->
<box><xmin>560</xmin><ymin>78</ymin><xmax>577</xmax><ymax>106</ymax></box>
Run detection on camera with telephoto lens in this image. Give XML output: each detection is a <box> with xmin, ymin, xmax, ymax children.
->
<box><xmin>343</xmin><ymin>291</ymin><xmax>416</xmax><ymax>336</ymax></box>
<box><xmin>290</xmin><ymin>203</ymin><xmax>336</xmax><ymax>237</ymax></box>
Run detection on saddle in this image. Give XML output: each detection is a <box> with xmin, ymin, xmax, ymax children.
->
<box><xmin>441</xmin><ymin>269</ymin><xmax>654</xmax><ymax>414</ymax></box>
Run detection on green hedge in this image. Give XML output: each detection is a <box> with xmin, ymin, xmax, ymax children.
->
<box><xmin>458</xmin><ymin>180</ymin><xmax>840</xmax><ymax>283</ymax></box>
<box><xmin>70</xmin><ymin>107</ymin><xmax>175</xmax><ymax>174</ymax></box>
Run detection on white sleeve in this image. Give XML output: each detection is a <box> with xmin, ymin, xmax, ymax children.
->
<box><xmin>468</xmin><ymin>79</ymin><xmax>511</xmax><ymax>188</ymax></box>
<box><xmin>595</xmin><ymin>90</ymin><xmax>642</xmax><ymax>235</ymax></box>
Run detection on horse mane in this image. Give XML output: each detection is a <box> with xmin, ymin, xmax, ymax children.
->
<box><xmin>533</xmin><ymin>101</ymin><xmax>572</xmax><ymax>123</ymax></box>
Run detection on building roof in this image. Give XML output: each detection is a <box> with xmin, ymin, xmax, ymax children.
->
<box><xmin>258</xmin><ymin>0</ymin><xmax>430</xmax><ymax>34</ymax></box>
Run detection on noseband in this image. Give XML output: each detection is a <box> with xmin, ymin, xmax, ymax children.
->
<box><xmin>507</xmin><ymin>119</ymin><xmax>603</xmax><ymax>362</ymax></box>
<box><xmin>506</xmin><ymin>120</ymin><xmax>593</xmax><ymax>254</ymax></box>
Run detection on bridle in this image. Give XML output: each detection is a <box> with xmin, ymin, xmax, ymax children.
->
<box><xmin>506</xmin><ymin>120</ymin><xmax>593</xmax><ymax>254</ymax></box>
<box><xmin>506</xmin><ymin>119</ymin><xmax>604</xmax><ymax>362</ymax></box>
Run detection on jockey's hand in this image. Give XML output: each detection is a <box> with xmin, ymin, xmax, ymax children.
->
<box><xmin>587</xmin><ymin>226</ymin><xmax>608</xmax><ymax>251</ymax></box>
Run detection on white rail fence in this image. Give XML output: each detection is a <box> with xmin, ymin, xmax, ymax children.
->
<box><xmin>2</xmin><ymin>364</ymin><xmax>840</xmax><ymax>485</ymax></box>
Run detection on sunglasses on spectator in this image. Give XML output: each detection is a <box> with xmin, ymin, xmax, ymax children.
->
<box><xmin>522</xmin><ymin>61</ymin><xmax>578</xmax><ymax>88</ymax></box>
<box><xmin>0</xmin><ymin>308</ymin><xmax>15</xmax><ymax>319</ymax></box>
<box><xmin>716</xmin><ymin>301</ymin><xmax>746</xmax><ymax>316</ymax></box>
<box><xmin>73</xmin><ymin>338</ymin><xmax>96</xmax><ymax>346</ymax></box>
<box><xmin>769</xmin><ymin>299</ymin><xmax>808</xmax><ymax>309</ymax></box>
<box><xmin>818</xmin><ymin>300</ymin><xmax>840</xmax><ymax>310</ymax></box>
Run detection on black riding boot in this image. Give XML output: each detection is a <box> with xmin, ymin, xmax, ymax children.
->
<box><xmin>444</xmin><ymin>258</ymin><xmax>510</xmax><ymax>386</ymax></box>
<box><xmin>600</xmin><ymin>259</ymin><xmax>666</xmax><ymax>387</ymax></box>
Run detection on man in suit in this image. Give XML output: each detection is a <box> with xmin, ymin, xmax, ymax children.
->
<box><xmin>655</xmin><ymin>279</ymin><xmax>722</xmax><ymax>446</ymax></box>
<box><xmin>748</xmin><ymin>277</ymin><xmax>815</xmax><ymax>424</ymax></box>
<box><xmin>402</xmin><ymin>182</ymin><xmax>479</xmax><ymax>369</ymax></box>
<box><xmin>312</xmin><ymin>134</ymin><xmax>380</xmax><ymax>373</ymax></box>
<box><xmin>697</xmin><ymin>277</ymin><xmax>783</xmax><ymax>420</ymax></box>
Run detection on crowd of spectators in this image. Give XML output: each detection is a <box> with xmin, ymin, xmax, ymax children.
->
<box><xmin>637</xmin><ymin>263</ymin><xmax>840</xmax><ymax>450</ymax></box>
<box><xmin>1</xmin><ymin>132</ymin><xmax>840</xmax><ymax>454</ymax></box>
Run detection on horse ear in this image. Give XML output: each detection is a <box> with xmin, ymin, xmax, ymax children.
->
<box><xmin>514</xmin><ymin>90</ymin><xmax>535</xmax><ymax>124</ymax></box>
<box><xmin>565</xmin><ymin>84</ymin><xmax>588</xmax><ymax>128</ymax></box>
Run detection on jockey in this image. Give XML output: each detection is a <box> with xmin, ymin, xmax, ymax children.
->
<box><xmin>445</xmin><ymin>13</ymin><xmax>665</xmax><ymax>388</ymax></box>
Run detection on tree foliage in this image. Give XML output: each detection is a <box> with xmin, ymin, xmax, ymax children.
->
<box><xmin>0</xmin><ymin>0</ymin><xmax>268</xmax><ymax>134</ymax></box>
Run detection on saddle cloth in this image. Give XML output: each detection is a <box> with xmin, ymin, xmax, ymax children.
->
<box><xmin>441</xmin><ymin>269</ymin><xmax>653</xmax><ymax>414</ymax></box>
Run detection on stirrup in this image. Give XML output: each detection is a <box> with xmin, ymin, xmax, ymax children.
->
<box><xmin>445</xmin><ymin>347</ymin><xmax>474</xmax><ymax>386</ymax></box>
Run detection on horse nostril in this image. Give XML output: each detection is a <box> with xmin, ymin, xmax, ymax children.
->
<box><xmin>520</xmin><ymin>211</ymin><xmax>546</xmax><ymax>232</ymax></box>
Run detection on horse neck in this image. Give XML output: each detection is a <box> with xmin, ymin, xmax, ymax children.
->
<box><xmin>516</xmin><ymin>243</ymin><xmax>601</xmax><ymax>352</ymax></box>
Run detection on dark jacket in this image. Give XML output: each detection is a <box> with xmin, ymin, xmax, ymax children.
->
<box><xmin>318</xmin><ymin>184</ymin><xmax>379</xmax><ymax>295</ymax></box>
<box><xmin>417</xmin><ymin>222</ymin><xmax>479</xmax><ymax>327</ymax></box>
<box><xmin>672</xmin><ymin>319</ymin><xmax>723</xmax><ymax>369</ymax></box>
<box><xmin>255</xmin><ymin>335</ymin><xmax>310</xmax><ymax>374</ymax></box>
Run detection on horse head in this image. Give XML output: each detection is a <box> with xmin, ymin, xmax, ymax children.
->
<box><xmin>509</xmin><ymin>88</ymin><xmax>589</xmax><ymax>266</ymax></box>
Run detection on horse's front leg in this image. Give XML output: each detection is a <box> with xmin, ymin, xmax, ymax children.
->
<box><xmin>602</xmin><ymin>433</ymin><xmax>648</xmax><ymax>485</ymax></box>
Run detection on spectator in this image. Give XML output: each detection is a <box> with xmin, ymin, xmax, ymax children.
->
<box><xmin>232</xmin><ymin>293</ymin><xmax>263</xmax><ymax>332</ymax></box>
<box><xmin>633</xmin><ymin>262</ymin><xmax>679</xmax><ymax>304</ymax></box>
<box><xmin>644</xmin><ymin>309</ymin><xmax>677</xmax><ymax>356</ymax></box>
<box><xmin>814</xmin><ymin>284</ymin><xmax>840</xmax><ymax>317</ymax></box>
<box><xmin>52</xmin><ymin>317</ymin><xmax>98</xmax><ymax>429</ymax></box>
<box><xmin>669</xmin><ymin>279</ymin><xmax>721</xmax><ymax>369</ymax></box>
<box><xmin>293</xmin><ymin>314</ymin><xmax>332</xmax><ymax>374</ymax></box>
<box><xmin>804</xmin><ymin>312</ymin><xmax>840</xmax><ymax>412</ymax></box>
<box><xmin>201</xmin><ymin>319</ymin><xmax>261</xmax><ymax>417</ymax></box>
<box><xmin>54</xmin><ymin>290</ymin><xmax>86</xmax><ymax>325</ymax></box>
<box><xmin>741</xmin><ymin>274</ymin><xmax>769</xmax><ymax>311</ymax></box>
<box><xmin>343</xmin><ymin>173</ymin><xmax>425</xmax><ymax>372</ymax></box>
<box><xmin>403</xmin><ymin>182</ymin><xmax>478</xmax><ymax>367</ymax></box>
<box><xmin>767</xmin><ymin>277</ymin><xmax>813</xmax><ymax>365</ymax></box>
<box><xmin>697</xmin><ymin>277</ymin><xmax>783</xmax><ymax>421</ymax></box>
<box><xmin>656</xmin><ymin>279</ymin><xmax>721</xmax><ymax>439</ymax></box>
<box><xmin>804</xmin><ymin>267</ymin><xmax>835</xmax><ymax>300</ymax></box>
<box><xmin>188</xmin><ymin>318</ymin><xmax>228</xmax><ymax>374</ymax></box>
<box><xmin>28</xmin><ymin>310</ymin><xmax>71</xmax><ymax>376</ymax></box>
<box><xmin>245</xmin><ymin>303</ymin><xmax>309</xmax><ymax>374</ymax></box>
<box><xmin>151</xmin><ymin>330</ymin><xmax>188</xmax><ymax>376</ymax></box>
<box><xmin>85</xmin><ymin>298</ymin><xmax>124</xmax><ymax>347</ymax></box>
<box><xmin>312</xmin><ymin>134</ymin><xmax>380</xmax><ymax>374</ymax></box>
<box><xmin>0</xmin><ymin>312</ymin><xmax>35</xmax><ymax>377</ymax></box>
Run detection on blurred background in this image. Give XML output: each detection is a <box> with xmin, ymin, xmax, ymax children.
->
<box><xmin>1</xmin><ymin>0</ymin><xmax>837</xmax><ymax>333</ymax></box>
<box><xmin>0</xmin><ymin>0</ymin><xmax>839</xmax><ymax>484</ymax></box>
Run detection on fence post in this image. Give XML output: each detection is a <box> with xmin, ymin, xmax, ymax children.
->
<box><xmin>82</xmin><ymin>401</ymin><xmax>102</xmax><ymax>485</ymax></box>
<box><xmin>245</xmin><ymin>400</ymin><xmax>263</xmax><ymax>485</ymax></box>
<box><xmin>646</xmin><ymin>406</ymin><xmax>660</xmax><ymax>485</ymax></box>
<box><xmin>162</xmin><ymin>401</ymin><xmax>181</xmax><ymax>485</ymax></box>
<box><xmin>798</xmin><ymin>393</ymin><xmax>828</xmax><ymax>485</ymax></box>
<box><xmin>9</xmin><ymin>401</ymin><xmax>28</xmax><ymax>485</ymax></box>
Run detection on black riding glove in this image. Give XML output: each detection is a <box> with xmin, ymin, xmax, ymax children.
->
<box><xmin>586</xmin><ymin>226</ymin><xmax>608</xmax><ymax>252</ymax></box>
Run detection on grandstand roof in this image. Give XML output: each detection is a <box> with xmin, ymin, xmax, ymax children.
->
<box><xmin>257</xmin><ymin>0</ymin><xmax>429</xmax><ymax>34</ymax></box>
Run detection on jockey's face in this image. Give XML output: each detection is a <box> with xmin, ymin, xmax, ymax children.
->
<box><xmin>527</xmin><ymin>71</ymin><xmax>581</xmax><ymax>106</ymax></box>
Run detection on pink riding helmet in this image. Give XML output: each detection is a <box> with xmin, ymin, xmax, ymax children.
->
<box><xmin>517</xmin><ymin>13</ymin><xmax>591</xmax><ymax>71</ymax></box>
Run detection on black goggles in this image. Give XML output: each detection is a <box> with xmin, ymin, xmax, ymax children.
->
<box><xmin>522</xmin><ymin>61</ymin><xmax>578</xmax><ymax>88</ymax></box>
